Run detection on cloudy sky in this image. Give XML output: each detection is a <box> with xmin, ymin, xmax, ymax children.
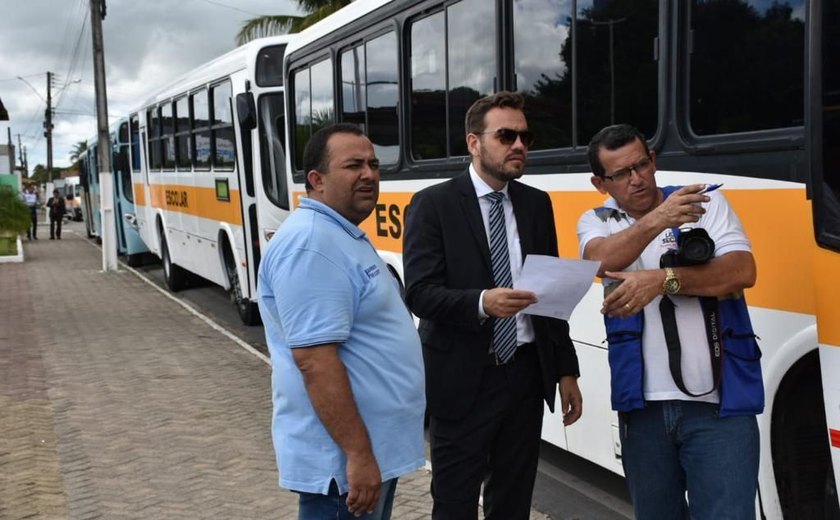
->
<box><xmin>0</xmin><ymin>0</ymin><xmax>299</xmax><ymax>173</ymax></box>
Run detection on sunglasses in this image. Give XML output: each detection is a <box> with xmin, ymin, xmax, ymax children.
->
<box><xmin>479</xmin><ymin>128</ymin><xmax>535</xmax><ymax>148</ymax></box>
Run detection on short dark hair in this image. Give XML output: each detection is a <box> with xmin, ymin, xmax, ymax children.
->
<box><xmin>587</xmin><ymin>124</ymin><xmax>650</xmax><ymax>177</ymax></box>
<box><xmin>464</xmin><ymin>91</ymin><xmax>526</xmax><ymax>135</ymax></box>
<box><xmin>302</xmin><ymin>123</ymin><xmax>365</xmax><ymax>191</ymax></box>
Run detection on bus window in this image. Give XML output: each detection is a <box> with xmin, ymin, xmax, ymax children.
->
<box><xmin>514</xmin><ymin>0</ymin><xmax>658</xmax><ymax>149</ymax></box>
<box><xmin>175</xmin><ymin>96</ymin><xmax>192</xmax><ymax>170</ymax></box>
<box><xmin>409</xmin><ymin>0</ymin><xmax>495</xmax><ymax>160</ymax></box>
<box><xmin>259</xmin><ymin>93</ymin><xmax>289</xmax><ymax>210</ymax></box>
<box><xmin>447</xmin><ymin>0</ymin><xmax>494</xmax><ymax>157</ymax></box>
<box><xmin>689</xmin><ymin>0</ymin><xmax>804</xmax><ymax>136</ymax></box>
<box><xmin>293</xmin><ymin>58</ymin><xmax>335</xmax><ymax>172</ymax></box>
<box><xmin>130</xmin><ymin>115</ymin><xmax>141</xmax><ymax>173</ymax></box>
<box><xmin>341</xmin><ymin>45</ymin><xmax>366</xmax><ymax>128</ymax></box>
<box><xmin>119</xmin><ymin>145</ymin><xmax>134</xmax><ymax>203</ymax></box>
<box><xmin>340</xmin><ymin>32</ymin><xmax>399</xmax><ymax>167</ymax></box>
<box><xmin>192</xmin><ymin>88</ymin><xmax>212</xmax><ymax>170</ymax></box>
<box><xmin>148</xmin><ymin>107</ymin><xmax>161</xmax><ymax>170</ymax></box>
<box><xmin>409</xmin><ymin>11</ymin><xmax>446</xmax><ymax>160</ymax></box>
<box><xmin>578</xmin><ymin>0</ymin><xmax>657</xmax><ymax>143</ymax></box>
<box><xmin>514</xmin><ymin>0</ymin><xmax>573</xmax><ymax>149</ymax></box>
<box><xmin>257</xmin><ymin>44</ymin><xmax>287</xmax><ymax>87</ymax></box>
<box><xmin>161</xmin><ymin>102</ymin><xmax>176</xmax><ymax>170</ymax></box>
<box><xmin>211</xmin><ymin>82</ymin><xmax>235</xmax><ymax>170</ymax></box>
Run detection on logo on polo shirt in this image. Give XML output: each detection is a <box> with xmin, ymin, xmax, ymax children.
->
<box><xmin>364</xmin><ymin>265</ymin><xmax>381</xmax><ymax>279</ymax></box>
<box><xmin>661</xmin><ymin>229</ymin><xmax>677</xmax><ymax>248</ymax></box>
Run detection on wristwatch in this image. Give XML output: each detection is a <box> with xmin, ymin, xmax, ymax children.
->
<box><xmin>662</xmin><ymin>267</ymin><xmax>681</xmax><ymax>295</ymax></box>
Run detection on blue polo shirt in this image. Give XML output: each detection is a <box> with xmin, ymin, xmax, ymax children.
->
<box><xmin>258</xmin><ymin>197</ymin><xmax>425</xmax><ymax>495</ymax></box>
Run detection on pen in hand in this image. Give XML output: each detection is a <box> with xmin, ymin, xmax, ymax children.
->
<box><xmin>697</xmin><ymin>183</ymin><xmax>723</xmax><ymax>195</ymax></box>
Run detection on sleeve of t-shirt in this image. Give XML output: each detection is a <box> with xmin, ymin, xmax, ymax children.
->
<box><xmin>699</xmin><ymin>190</ymin><xmax>752</xmax><ymax>256</ymax></box>
<box><xmin>269</xmin><ymin>248</ymin><xmax>356</xmax><ymax>348</ymax></box>
<box><xmin>577</xmin><ymin>209</ymin><xmax>610</xmax><ymax>259</ymax></box>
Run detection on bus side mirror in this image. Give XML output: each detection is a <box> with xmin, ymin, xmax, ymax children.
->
<box><xmin>236</xmin><ymin>92</ymin><xmax>257</xmax><ymax>131</ymax></box>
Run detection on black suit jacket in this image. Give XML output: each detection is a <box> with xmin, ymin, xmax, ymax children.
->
<box><xmin>403</xmin><ymin>172</ymin><xmax>579</xmax><ymax>420</ymax></box>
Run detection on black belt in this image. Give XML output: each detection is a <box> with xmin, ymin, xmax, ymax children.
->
<box><xmin>487</xmin><ymin>342</ymin><xmax>535</xmax><ymax>366</ymax></box>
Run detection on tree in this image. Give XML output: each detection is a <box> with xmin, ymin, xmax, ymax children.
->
<box><xmin>236</xmin><ymin>0</ymin><xmax>352</xmax><ymax>45</ymax></box>
<box><xmin>69</xmin><ymin>140</ymin><xmax>87</xmax><ymax>164</ymax></box>
<box><xmin>30</xmin><ymin>164</ymin><xmax>49</xmax><ymax>184</ymax></box>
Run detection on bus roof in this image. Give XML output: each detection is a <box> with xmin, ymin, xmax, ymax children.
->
<box><xmin>134</xmin><ymin>34</ymin><xmax>295</xmax><ymax>109</ymax></box>
<box><xmin>283</xmin><ymin>0</ymin><xmax>393</xmax><ymax>61</ymax></box>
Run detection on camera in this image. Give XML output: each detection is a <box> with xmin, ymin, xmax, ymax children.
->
<box><xmin>660</xmin><ymin>228</ymin><xmax>715</xmax><ymax>268</ymax></box>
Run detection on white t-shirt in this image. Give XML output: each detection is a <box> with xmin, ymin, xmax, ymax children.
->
<box><xmin>577</xmin><ymin>189</ymin><xmax>751</xmax><ymax>403</ymax></box>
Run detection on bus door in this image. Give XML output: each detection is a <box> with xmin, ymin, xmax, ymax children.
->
<box><xmin>809</xmin><ymin>0</ymin><xmax>840</xmax><ymax>513</ymax></box>
<box><xmin>234</xmin><ymin>84</ymin><xmax>288</xmax><ymax>290</ymax></box>
<box><xmin>128</xmin><ymin>114</ymin><xmax>152</xmax><ymax>252</ymax></box>
<box><xmin>114</xmin><ymin>123</ymin><xmax>149</xmax><ymax>263</ymax></box>
<box><xmin>256</xmin><ymin>90</ymin><xmax>289</xmax><ymax>246</ymax></box>
<box><xmin>251</xmin><ymin>43</ymin><xmax>292</xmax><ymax>253</ymax></box>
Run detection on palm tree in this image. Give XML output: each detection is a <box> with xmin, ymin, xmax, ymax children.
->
<box><xmin>236</xmin><ymin>0</ymin><xmax>352</xmax><ymax>45</ymax></box>
<box><xmin>69</xmin><ymin>141</ymin><xmax>87</xmax><ymax>164</ymax></box>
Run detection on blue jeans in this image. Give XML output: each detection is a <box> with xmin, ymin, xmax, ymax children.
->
<box><xmin>619</xmin><ymin>401</ymin><xmax>759</xmax><ymax>520</ymax></box>
<box><xmin>297</xmin><ymin>478</ymin><xmax>398</xmax><ymax>520</ymax></box>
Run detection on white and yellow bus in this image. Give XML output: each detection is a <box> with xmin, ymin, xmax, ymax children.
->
<box><xmin>128</xmin><ymin>35</ymin><xmax>293</xmax><ymax>325</ymax></box>
<box><xmin>282</xmin><ymin>0</ymin><xmax>840</xmax><ymax>516</ymax></box>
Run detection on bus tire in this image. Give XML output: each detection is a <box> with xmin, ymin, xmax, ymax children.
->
<box><xmin>126</xmin><ymin>253</ymin><xmax>143</xmax><ymax>268</ymax></box>
<box><xmin>223</xmin><ymin>246</ymin><xmax>261</xmax><ymax>326</ymax></box>
<box><xmin>161</xmin><ymin>236</ymin><xmax>187</xmax><ymax>292</ymax></box>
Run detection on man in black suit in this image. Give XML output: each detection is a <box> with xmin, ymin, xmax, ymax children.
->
<box><xmin>403</xmin><ymin>91</ymin><xmax>583</xmax><ymax>519</ymax></box>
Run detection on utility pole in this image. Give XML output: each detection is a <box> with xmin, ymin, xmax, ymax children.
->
<box><xmin>7</xmin><ymin>128</ymin><xmax>14</xmax><ymax>173</ymax></box>
<box><xmin>90</xmin><ymin>0</ymin><xmax>118</xmax><ymax>271</ymax></box>
<box><xmin>16</xmin><ymin>134</ymin><xmax>27</xmax><ymax>176</ymax></box>
<box><xmin>44</xmin><ymin>71</ymin><xmax>54</xmax><ymax>181</ymax></box>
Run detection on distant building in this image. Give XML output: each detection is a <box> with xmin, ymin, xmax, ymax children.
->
<box><xmin>0</xmin><ymin>144</ymin><xmax>22</xmax><ymax>192</ymax></box>
<box><xmin>0</xmin><ymin>144</ymin><xmax>14</xmax><ymax>174</ymax></box>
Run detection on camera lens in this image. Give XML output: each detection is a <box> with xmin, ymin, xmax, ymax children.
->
<box><xmin>680</xmin><ymin>232</ymin><xmax>714</xmax><ymax>264</ymax></box>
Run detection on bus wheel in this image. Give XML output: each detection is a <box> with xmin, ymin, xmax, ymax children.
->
<box><xmin>224</xmin><ymin>249</ymin><xmax>260</xmax><ymax>326</ymax></box>
<box><xmin>126</xmin><ymin>253</ymin><xmax>143</xmax><ymax>268</ymax></box>
<box><xmin>161</xmin><ymin>236</ymin><xmax>187</xmax><ymax>292</ymax></box>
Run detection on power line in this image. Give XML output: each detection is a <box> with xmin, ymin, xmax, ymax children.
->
<box><xmin>196</xmin><ymin>0</ymin><xmax>264</xmax><ymax>17</ymax></box>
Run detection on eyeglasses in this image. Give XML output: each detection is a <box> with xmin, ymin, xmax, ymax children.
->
<box><xmin>479</xmin><ymin>128</ymin><xmax>535</xmax><ymax>148</ymax></box>
<box><xmin>603</xmin><ymin>156</ymin><xmax>654</xmax><ymax>182</ymax></box>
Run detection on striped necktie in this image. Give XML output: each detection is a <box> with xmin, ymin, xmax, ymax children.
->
<box><xmin>486</xmin><ymin>191</ymin><xmax>517</xmax><ymax>363</ymax></box>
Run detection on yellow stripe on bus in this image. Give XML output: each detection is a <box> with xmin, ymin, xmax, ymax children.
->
<box><xmin>292</xmin><ymin>187</ymin><xmax>819</xmax><ymax>317</ymax></box>
<box><xmin>138</xmin><ymin>183</ymin><xmax>243</xmax><ymax>225</ymax></box>
<box><xmin>296</xmin><ymin>187</ymin><xmax>816</xmax><ymax>318</ymax></box>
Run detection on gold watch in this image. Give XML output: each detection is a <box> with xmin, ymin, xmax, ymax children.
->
<box><xmin>662</xmin><ymin>267</ymin><xmax>681</xmax><ymax>295</ymax></box>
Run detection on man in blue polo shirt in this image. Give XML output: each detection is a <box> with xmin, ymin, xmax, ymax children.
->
<box><xmin>258</xmin><ymin>123</ymin><xmax>425</xmax><ymax>519</ymax></box>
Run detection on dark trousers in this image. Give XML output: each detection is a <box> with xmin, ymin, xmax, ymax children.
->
<box><xmin>50</xmin><ymin>217</ymin><xmax>62</xmax><ymax>239</ymax></box>
<box><xmin>27</xmin><ymin>208</ymin><xmax>37</xmax><ymax>239</ymax></box>
<box><xmin>429</xmin><ymin>344</ymin><xmax>543</xmax><ymax>520</ymax></box>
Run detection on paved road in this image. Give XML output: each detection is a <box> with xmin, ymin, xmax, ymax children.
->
<box><xmin>5</xmin><ymin>222</ymin><xmax>595</xmax><ymax>519</ymax></box>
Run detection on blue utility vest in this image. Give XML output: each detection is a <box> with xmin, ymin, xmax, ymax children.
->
<box><xmin>596</xmin><ymin>186</ymin><xmax>764</xmax><ymax>417</ymax></box>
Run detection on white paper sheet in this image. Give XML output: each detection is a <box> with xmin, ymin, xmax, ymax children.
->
<box><xmin>514</xmin><ymin>255</ymin><xmax>601</xmax><ymax>320</ymax></box>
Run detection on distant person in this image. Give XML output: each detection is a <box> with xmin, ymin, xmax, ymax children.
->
<box><xmin>258</xmin><ymin>123</ymin><xmax>426</xmax><ymax>520</ymax></box>
<box><xmin>577</xmin><ymin>124</ymin><xmax>763</xmax><ymax>519</ymax></box>
<box><xmin>21</xmin><ymin>183</ymin><xmax>40</xmax><ymax>240</ymax></box>
<box><xmin>47</xmin><ymin>189</ymin><xmax>66</xmax><ymax>240</ymax></box>
<box><xmin>403</xmin><ymin>91</ymin><xmax>582</xmax><ymax>519</ymax></box>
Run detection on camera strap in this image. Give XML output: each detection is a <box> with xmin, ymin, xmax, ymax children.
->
<box><xmin>659</xmin><ymin>295</ymin><xmax>722</xmax><ymax>397</ymax></box>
